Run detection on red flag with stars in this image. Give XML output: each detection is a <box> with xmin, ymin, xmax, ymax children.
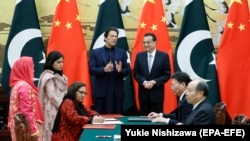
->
<box><xmin>131</xmin><ymin>0</ymin><xmax>175</xmax><ymax>113</ymax></box>
<box><xmin>217</xmin><ymin>0</ymin><xmax>250</xmax><ymax>119</ymax></box>
<box><xmin>47</xmin><ymin>0</ymin><xmax>92</xmax><ymax>107</ymax></box>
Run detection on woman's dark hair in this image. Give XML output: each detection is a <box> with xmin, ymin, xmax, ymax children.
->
<box><xmin>44</xmin><ymin>51</ymin><xmax>64</xmax><ymax>75</ymax></box>
<box><xmin>52</xmin><ymin>81</ymin><xmax>86</xmax><ymax>133</ymax></box>
<box><xmin>63</xmin><ymin>81</ymin><xmax>86</xmax><ymax>101</ymax></box>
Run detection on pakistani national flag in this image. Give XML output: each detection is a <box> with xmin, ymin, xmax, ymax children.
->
<box><xmin>175</xmin><ymin>0</ymin><xmax>220</xmax><ymax>106</ymax></box>
<box><xmin>90</xmin><ymin>0</ymin><xmax>136</xmax><ymax>113</ymax></box>
<box><xmin>1</xmin><ymin>0</ymin><xmax>45</xmax><ymax>95</ymax></box>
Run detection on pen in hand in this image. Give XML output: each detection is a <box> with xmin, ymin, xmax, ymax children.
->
<box><xmin>96</xmin><ymin>135</ymin><xmax>112</xmax><ymax>138</ymax></box>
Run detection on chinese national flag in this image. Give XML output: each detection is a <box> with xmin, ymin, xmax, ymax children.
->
<box><xmin>47</xmin><ymin>0</ymin><xmax>92</xmax><ymax>107</ymax></box>
<box><xmin>131</xmin><ymin>0</ymin><xmax>176</xmax><ymax>113</ymax></box>
<box><xmin>217</xmin><ymin>0</ymin><xmax>250</xmax><ymax>119</ymax></box>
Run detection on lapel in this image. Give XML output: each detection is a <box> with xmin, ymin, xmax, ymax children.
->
<box><xmin>114</xmin><ymin>47</ymin><xmax>118</xmax><ymax>61</ymax></box>
<box><xmin>101</xmin><ymin>47</ymin><xmax>108</xmax><ymax>64</ymax></box>
<box><xmin>179</xmin><ymin>94</ymin><xmax>186</xmax><ymax>106</ymax></box>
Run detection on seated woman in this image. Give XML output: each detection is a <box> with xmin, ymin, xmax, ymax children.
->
<box><xmin>51</xmin><ymin>82</ymin><xmax>104</xmax><ymax>141</ymax></box>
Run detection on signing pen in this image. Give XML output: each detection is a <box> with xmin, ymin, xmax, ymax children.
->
<box><xmin>96</xmin><ymin>135</ymin><xmax>112</xmax><ymax>138</ymax></box>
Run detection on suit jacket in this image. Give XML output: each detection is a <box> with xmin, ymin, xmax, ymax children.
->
<box><xmin>133</xmin><ymin>50</ymin><xmax>171</xmax><ymax>102</ymax></box>
<box><xmin>163</xmin><ymin>94</ymin><xmax>193</xmax><ymax>125</ymax></box>
<box><xmin>184</xmin><ymin>99</ymin><xmax>216</xmax><ymax>125</ymax></box>
<box><xmin>89</xmin><ymin>46</ymin><xmax>129</xmax><ymax>98</ymax></box>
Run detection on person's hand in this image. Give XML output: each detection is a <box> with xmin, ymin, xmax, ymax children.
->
<box><xmin>148</xmin><ymin>112</ymin><xmax>160</xmax><ymax>118</ymax></box>
<box><xmin>31</xmin><ymin>134</ymin><xmax>39</xmax><ymax>141</ymax></box>
<box><xmin>92</xmin><ymin>116</ymin><xmax>105</xmax><ymax>123</ymax></box>
<box><xmin>151</xmin><ymin>117</ymin><xmax>169</xmax><ymax>123</ymax></box>
<box><xmin>148</xmin><ymin>80</ymin><xmax>156</xmax><ymax>86</ymax></box>
<box><xmin>115</xmin><ymin>61</ymin><xmax>122</xmax><ymax>73</ymax></box>
<box><xmin>147</xmin><ymin>82</ymin><xmax>153</xmax><ymax>89</ymax></box>
<box><xmin>104</xmin><ymin>61</ymin><xmax>114</xmax><ymax>72</ymax></box>
<box><xmin>143</xmin><ymin>81</ymin><xmax>153</xmax><ymax>89</ymax></box>
<box><xmin>143</xmin><ymin>81</ymin><xmax>148</xmax><ymax>88</ymax></box>
<box><xmin>176</xmin><ymin>122</ymin><xmax>184</xmax><ymax>125</ymax></box>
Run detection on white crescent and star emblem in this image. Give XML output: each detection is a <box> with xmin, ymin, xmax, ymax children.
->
<box><xmin>8</xmin><ymin>28</ymin><xmax>45</xmax><ymax>80</ymax></box>
<box><xmin>177</xmin><ymin>30</ymin><xmax>215</xmax><ymax>82</ymax></box>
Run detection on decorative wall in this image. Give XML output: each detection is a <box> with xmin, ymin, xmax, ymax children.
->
<box><xmin>0</xmin><ymin>0</ymin><xmax>232</xmax><ymax>83</ymax></box>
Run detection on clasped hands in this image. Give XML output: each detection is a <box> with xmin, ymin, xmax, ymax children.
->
<box><xmin>104</xmin><ymin>61</ymin><xmax>122</xmax><ymax>73</ymax></box>
<box><xmin>143</xmin><ymin>80</ymin><xmax>156</xmax><ymax>89</ymax></box>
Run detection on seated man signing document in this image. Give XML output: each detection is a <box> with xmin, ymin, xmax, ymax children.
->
<box><xmin>147</xmin><ymin>72</ymin><xmax>193</xmax><ymax>125</ymax></box>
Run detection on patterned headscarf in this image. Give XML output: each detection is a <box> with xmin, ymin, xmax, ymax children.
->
<box><xmin>9</xmin><ymin>56</ymin><xmax>38</xmax><ymax>94</ymax></box>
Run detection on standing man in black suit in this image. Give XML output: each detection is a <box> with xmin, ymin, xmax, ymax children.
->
<box><xmin>178</xmin><ymin>79</ymin><xmax>216</xmax><ymax>125</ymax></box>
<box><xmin>133</xmin><ymin>33</ymin><xmax>171</xmax><ymax>115</ymax></box>
<box><xmin>148</xmin><ymin>71</ymin><xmax>193</xmax><ymax>125</ymax></box>
<box><xmin>89</xmin><ymin>27</ymin><xmax>129</xmax><ymax>114</ymax></box>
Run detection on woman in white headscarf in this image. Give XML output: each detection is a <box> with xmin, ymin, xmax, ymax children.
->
<box><xmin>38</xmin><ymin>51</ymin><xmax>68</xmax><ymax>141</ymax></box>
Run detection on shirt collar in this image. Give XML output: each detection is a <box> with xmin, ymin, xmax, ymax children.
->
<box><xmin>192</xmin><ymin>98</ymin><xmax>206</xmax><ymax>110</ymax></box>
<box><xmin>179</xmin><ymin>90</ymin><xmax>187</xmax><ymax>101</ymax></box>
<box><xmin>148</xmin><ymin>49</ymin><xmax>156</xmax><ymax>57</ymax></box>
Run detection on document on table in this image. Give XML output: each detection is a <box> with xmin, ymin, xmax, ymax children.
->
<box><xmin>93</xmin><ymin>118</ymin><xmax>123</xmax><ymax>124</ymax></box>
<box><xmin>114</xmin><ymin>134</ymin><xmax>121</xmax><ymax>140</ymax></box>
<box><xmin>83</xmin><ymin>124</ymin><xmax>116</xmax><ymax>129</ymax></box>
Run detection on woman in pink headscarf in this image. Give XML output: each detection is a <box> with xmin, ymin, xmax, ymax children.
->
<box><xmin>8</xmin><ymin>56</ymin><xmax>44</xmax><ymax>141</ymax></box>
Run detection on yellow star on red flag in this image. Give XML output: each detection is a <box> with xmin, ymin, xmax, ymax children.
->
<box><xmin>47</xmin><ymin>0</ymin><xmax>93</xmax><ymax>107</ymax></box>
<box><xmin>217</xmin><ymin>0</ymin><xmax>250</xmax><ymax>119</ymax></box>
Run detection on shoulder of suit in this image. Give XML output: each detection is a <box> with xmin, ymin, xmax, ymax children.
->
<box><xmin>156</xmin><ymin>50</ymin><xmax>169</xmax><ymax>55</ymax></box>
<box><xmin>154</xmin><ymin>51</ymin><xmax>169</xmax><ymax>58</ymax></box>
<box><xmin>94</xmin><ymin>47</ymin><xmax>104</xmax><ymax>51</ymax></box>
<box><xmin>135</xmin><ymin>51</ymin><xmax>146</xmax><ymax>56</ymax></box>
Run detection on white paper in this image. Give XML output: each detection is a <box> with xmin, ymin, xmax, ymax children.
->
<box><xmin>114</xmin><ymin>134</ymin><xmax>121</xmax><ymax>140</ymax></box>
<box><xmin>92</xmin><ymin>118</ymin><xmax>123</xmax><ymax>124</ymax></box>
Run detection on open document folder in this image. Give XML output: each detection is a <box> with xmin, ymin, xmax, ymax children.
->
<box><xmin>92</xmin><ymin>118</ymin><xmax>123</xmax><ymax>124</ymax></box>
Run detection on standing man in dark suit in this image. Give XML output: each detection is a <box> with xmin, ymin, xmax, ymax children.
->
<box><xmin>178</xmin><ymin>79</ymin><xmax>216</xmax><ymax>125</ymax></box>
<box><xmin>148</xmin><ymin>71</ymin><xmax>193</xmax><ymax>125</ymax></box>
<box><xmin>89</xmin><ymin>27</ymin><xmax>129</xmax><ymax>114</ymax></box>
<box><xmin>133</xmin><ymin>33</ymin><xmax>171</xmax><ymax>115</ymax></box>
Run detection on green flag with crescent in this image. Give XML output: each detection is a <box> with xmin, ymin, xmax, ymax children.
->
<box><xmin>174</xmin><ymin>0</ymin><xmax>220</xmax><ymax>106</ymax></box>
<box><xmin>1</xmin><ymin>0</ymin><xmax>45</xmax><ymax>95</ymax></box>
